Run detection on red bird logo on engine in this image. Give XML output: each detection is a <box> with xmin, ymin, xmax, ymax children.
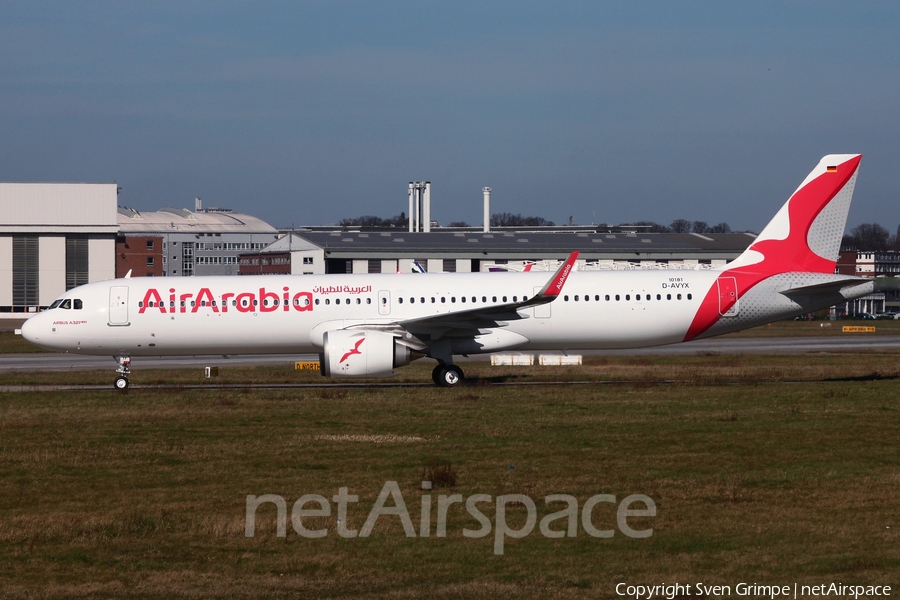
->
<box><xmin>339</xmin><ymin>338</ymin><xmax>365</xmax><ymax>363</ymax></box>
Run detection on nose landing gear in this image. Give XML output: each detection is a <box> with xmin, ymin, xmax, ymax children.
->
<box><xmin>114</xmin><ymin>356</ymin><xmax>131</xmax><ymax>391</ymax></box>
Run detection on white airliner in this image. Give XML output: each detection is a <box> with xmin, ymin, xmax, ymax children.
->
<box><xmin>21</xmin><ymin>154</ymin><xmax>872</xmax><ymax>390</ymax></box>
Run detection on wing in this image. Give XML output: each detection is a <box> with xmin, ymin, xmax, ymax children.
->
<box><xmin>397</xmin><ymin>251</ymin><xmax>579</xmax><ymax>340</ymax></box>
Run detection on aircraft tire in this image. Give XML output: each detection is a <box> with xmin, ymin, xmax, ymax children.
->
<box><xmin>439</xmin><ymin>365</ymin><xmax>464</xmax><ymax>387</ymax></box>
<box><xmin>114</xmin><ymin>376</ymin><xmax>130</xmax><ymax>392</ymax></box>
<box><xmin>431</xmin><ymin>365</ymin><xmax>444</xmax><ymax>386</ymax></box>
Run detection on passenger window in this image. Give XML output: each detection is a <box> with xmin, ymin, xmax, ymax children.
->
<box><xmin>595</xmin><ymin>295</ymin><xmax>600</xmax><ymax>301</ymax></box>
<box><xmin>502</xmin><ymin>296</ymin><xmax>507</xmax><ymax>302</ymax></box>
<box><xmin>461</xmin><ymin>297</ymin><xmax>466</xmax><ymax>303</ymax></box>
<box><xmin>451</xmin><ymin>297</ymin><xmax>456</xmax><ymax>303</ymax></box>
<box><xmin>635</xmin><ymin>294</ymin><xmax>640</xmax><ymax>301</ymax></box>
<box><xmin>410</xmin><ymin>298</ymin><xmax>415</xmax><ymax>303</ymax></box>
<box><xmin>482</xmin><ymin>296</ymin><xmax>487</xmax><ymax>302</ymax></box>
<box><xmin>564</xmin><ymin>295</ymin><xmax>569</xmax><ymax>301</ymax></box>
<box><xmin>357</xmin><ymin>298</ymin><xmax>361</xmax><ymax>304</ymax></box>
<box><xmin>441</xmin><ymin>297</ymin><xmax>446</xmax><ymax>303</ymax></box>
<box><xmin>677</xmin><ymin>294</ymin><xmax>682</xmax><ymax>300</ymax></box>
<box><xmin>687</xmin><ymin>293</ymin><xmax>692</xmax><ymax>300</ymax></box>
<box><xmin>657</xmin><ymin>294</ymin><xmax>661</xmax><ymax>300</ymax></box>
<box><xmin>615</xmin><ymin>295</ymin><xmax>620</xmax><ymax>301</ymax></box>
<box><xmin>325</xmin><ymin>299</ymin><xmax>330</xmax><ymax>305</ymax></box>
<box><xmin>472</xmin><ymin>296</ymin><xmax>476</xmax><ymax>303</ymax></box>
<box><xmin>605</xmin><ymin>295</ymin><xmax>610</xmax><ymax>301</ymax></box>
<box><xmin>315</xmin><ymin>299</ymin><xmax>320</xmax><ymax>305</ymax></box>
<box><xmin>367</xmin><ymin>298</ymin><xmax>371</xmax><ymax>304</ymax></box>
<box><xmin>399</xmin><ymin>298</ymin><xmax>404</xmax><ymax>304</ymax></box>
<box><xmin>667</xmin><ymin>294</ymin><xmax>671</xmax><ymax>300</ymax></box>
<box><xmin>574</xmin><ymin>295</ymin><xmax>579</xmax><ymax>301</ymax></box>
<box><xmin>492</xmin><ymin>296</ymin><xmax>497</xmax><ymax>302</ymax></box>
<box><xmin>421</xmin><ymin>297</ymin><xmax>425</xmax><ymax>303</ymax></box>
<box><xmin>513</xmin><ymin>296</ymin><xmax>517</xmax><ymax>302</ymax></box>
<box><xmin>625</xmin><ymin>295</ymin><xmax>630</xmax><ymax>301</ymax></box>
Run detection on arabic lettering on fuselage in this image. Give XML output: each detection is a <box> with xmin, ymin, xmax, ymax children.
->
<box><xmin>312</xmin><ymin>285</ymin><xmax>372</xmax><ymax>295</ymax></box>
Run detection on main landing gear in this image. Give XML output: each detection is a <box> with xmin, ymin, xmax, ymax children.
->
<box><xmin>432</xmin><ymin>363</ymin><xmax>464</xmax><ymax>387</ymax></box>
<box><xmin>114</xmin><ymin>356</ymin><xmax>131</xmax><ymax>391</ymax></box>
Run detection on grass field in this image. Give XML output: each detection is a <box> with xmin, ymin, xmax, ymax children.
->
<box><xmin>0</xmin><ymin>355</ymin><xmax>898</xmax><ymax>598</ymax></box>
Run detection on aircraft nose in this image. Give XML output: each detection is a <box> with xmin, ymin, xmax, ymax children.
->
<box><xmin>20</xmin><ymin>314</ymin><xmax>42</xmax><ymax>345</ymax></box>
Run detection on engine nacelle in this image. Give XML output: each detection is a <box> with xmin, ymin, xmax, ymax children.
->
<box><xmin>320</xmin><ymin>329</ymin><xmax>412</xmax><ymax>378</ymax></box>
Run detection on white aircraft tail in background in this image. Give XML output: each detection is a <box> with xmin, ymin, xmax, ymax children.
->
<box><xmin>21</xmin><ymin>154</ymin><xmax>872</xmax><ymax>389</ymax></box>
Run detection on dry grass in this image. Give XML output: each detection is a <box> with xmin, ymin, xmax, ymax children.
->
<box><xmin>0</xmin><ymin>355</ymin><xmax>898</xmax><ymax>598</ymax></box>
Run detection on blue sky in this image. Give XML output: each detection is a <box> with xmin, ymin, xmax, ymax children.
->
<box><xmin>2</xmin><ymin>1</ymin><xmax>898</xmax><ymax>232</ymax></box>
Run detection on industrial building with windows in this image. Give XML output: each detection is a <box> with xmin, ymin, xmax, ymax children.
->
<box><xmin>116</xmin><ymin>199</ymin><xmax>280</xmax><ymax>278</ymax></box>
<box><xmin>237</xmin><ymin>228</ymin><xmax>756</xmax><ymax>275</ymax></box>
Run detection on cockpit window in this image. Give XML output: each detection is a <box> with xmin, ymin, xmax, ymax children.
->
<box><xmin>60</xmin><ymin>299</ymin><xmax>72</xmax><ymax>309</ymax></box>
<box><xmin>74</xmin><ymin>299</ymin><xmax>83</xmax><ymax>310</ymax></box>
<box><xmin>49</xmin><ymin>299</ymin><xmax>63</xmax><ymax>309</ymax></box>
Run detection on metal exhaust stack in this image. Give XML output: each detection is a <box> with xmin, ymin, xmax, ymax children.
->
<box><xmin>423</xmin><ymin>182</ymin><xmax>431</xmax><ymax>233</ymax></box>
<box><xmin>483</xmin><ymin>187</ymin><xmax>491</xmax><ymax>233</ymax></box>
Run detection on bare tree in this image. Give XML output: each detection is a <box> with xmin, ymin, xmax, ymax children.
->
<box><xmin>691</xmin><ymin>221</ymin><xmax>710</xmax><ymax>234</ymax></box>
<box><xmin>338</xmin><ymin>212</ymin><xmax>407</xmax><ymax>228</ymax></box>
<box><xmin>849</xmin><ymin>223</ymin><xmax>891</xmax><ymax>251</ymax></box>
<box><xmin>669</xmin><ymin>219</ymin><xmax>692</xmax><ymax>233</ymax></box>
<box><xmin>491</xmin><ymin>212</ymin><xmax>555</xmax><ymax>227</ymax></box>
<box><xmin>626</xmin><ymin>221</ymin><xmax>671</xmax><ymax>233</ymax></box>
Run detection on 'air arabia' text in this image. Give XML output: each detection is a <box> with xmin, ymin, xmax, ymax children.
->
<box><xmin>138</xmin><ymin>287</ymin><xmax>315</xmax><ymax>314</ymax></box>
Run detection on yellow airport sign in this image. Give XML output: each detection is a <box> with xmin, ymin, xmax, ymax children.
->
<box><xmin>295</xmin><ymin>361</ymin><xmax>321</xmax><ymax>371</ymax></box>
<box><xmin>842</xmin><ymin>326</ymin><xmax>875</xmax><ymax>332</ymax></box>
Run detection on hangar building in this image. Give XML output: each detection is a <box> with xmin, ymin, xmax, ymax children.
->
<box><xmin>0</xmin><ymin>183</ymin><xmax>117</xmax><ymax>314</ymax></box>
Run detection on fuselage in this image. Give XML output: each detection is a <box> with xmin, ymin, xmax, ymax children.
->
<box><xmin>19</xmin><ymin>267</ymin><xmax>850</xmax><ymax>357</ymax></box>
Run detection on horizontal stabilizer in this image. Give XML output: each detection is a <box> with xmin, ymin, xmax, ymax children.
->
<box><xmin>778</xmin><ymin>277</ymin><xmax>871</xmax><ymax>298</ymax></box>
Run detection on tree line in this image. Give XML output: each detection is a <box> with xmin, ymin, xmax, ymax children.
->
<box><xmin>337</xmin><ymin>212</ymin><xmax>557</xmax><ymax>228</ymax></box>
<box><xmin>841</xmin><ymin>223</ymin><xmax>900</xmax><ymax>252</ymax></box>
<box><xmin>337</xmin><ymin>213</ymin><xmax>733</xmax><ymax>231</ymax></box>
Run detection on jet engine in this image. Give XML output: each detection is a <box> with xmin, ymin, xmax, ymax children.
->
<box><xmin>320</xmin><ymin>329</ymin><xmax>413</xmax><ymax>378</ymax></box>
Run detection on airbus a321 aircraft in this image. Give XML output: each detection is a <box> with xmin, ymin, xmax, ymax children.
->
<box><xmin>21</xmin><ymin>154</ymin><xmax>873</xmax><ymax>390</ymax></box>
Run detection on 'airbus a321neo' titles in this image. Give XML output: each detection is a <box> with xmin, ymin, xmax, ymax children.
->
<box><xmin>22</xmin><ymin>154</ymin><xmax>873</xmax><ymax>389</ymax></box>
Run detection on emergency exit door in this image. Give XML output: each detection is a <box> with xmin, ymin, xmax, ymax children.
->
<box><xmin>717</xmin><ymin>277</ymin><xmax>739</xmax><ymax>317</ymax></box>
<box><xmin>108</xmin><ymin>286</ymin><xmax>130</xmax><ymax>325</ymax></box>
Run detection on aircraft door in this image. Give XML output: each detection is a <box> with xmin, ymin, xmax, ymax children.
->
<box><xmin>377</xmin><ymin>290</ymin><xmax>391</xmax><ymax>316</ymax></box>
<box><xmin>108</xmin><ymin>286</ymin><xmax>130</xmax><ymax>325</ymax></box>
<box><xmin>717</xmin><ymin>277</ymin><xmax>739</xmax><ymax>317</ymax></box>
<box><xmin>533</xmin><ymin>286</ymin><xmax>551</xmax><ymax>318</ymax></box>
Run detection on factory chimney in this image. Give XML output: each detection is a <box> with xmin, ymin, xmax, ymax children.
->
<box><xmin>423</xmin><ymin>182</ymin><xmax>431</xmax><ymax>233</ymax></box>
<box><xmin>195</xmin><ymin>197</ymin><xmax>202</xmax><ymax>212</ymax></box>
<box><xmin>483</xmin><ymin>187</ymin><xmax>491</xmax><ymax>233</ymax></box>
